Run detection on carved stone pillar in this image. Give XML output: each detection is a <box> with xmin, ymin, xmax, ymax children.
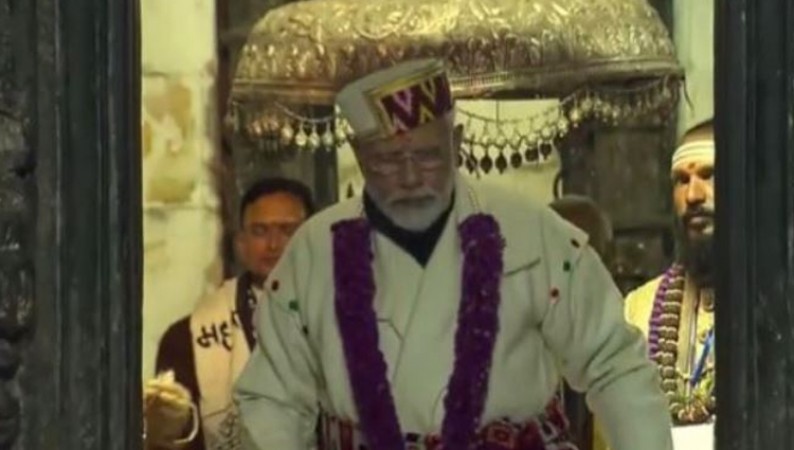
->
<box><xmin>0</xmin><ymin>0</ymin><xmax>142</xmax><ymax>448</ymax></box>
<box><xmin>0</xmin><ymin>5</ymin><xmax>33</xmax><ymax>447</ymax></box>
<box><xmin>561</xmin><ymin>121</ymin><xmax>677</xmax><ymax>295</ymax></box>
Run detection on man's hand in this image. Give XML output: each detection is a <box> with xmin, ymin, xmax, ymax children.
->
<box><xmin>143</xmin><ymin>371</ymin><xmax>195</xmax><ymax>449</ymax></box>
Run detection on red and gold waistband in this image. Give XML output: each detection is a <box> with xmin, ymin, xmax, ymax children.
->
<box><xmin>318</xmin><ymin>398</ymin><xmax>578</xmax><ymax>450</ymax></box>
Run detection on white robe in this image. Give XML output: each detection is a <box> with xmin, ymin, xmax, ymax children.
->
<box><xmin>234</xmin><ymin>177</ymin><xmax>673</xmax><ymax>450</ymax></box>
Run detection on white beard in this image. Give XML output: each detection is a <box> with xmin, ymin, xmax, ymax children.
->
<box><xmin>382</xmin><ymin>197</ymin><xmax>449</xmax><ymax>231</ymax></box>
<box><xmin>366</xmin><ymin>180</ymin><xmax>454</xmax><ymax>232</ymax></box>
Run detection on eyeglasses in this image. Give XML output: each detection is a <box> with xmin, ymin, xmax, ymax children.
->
<box><xmin>363</xmin><ymin>148</ymin><xmax>447</xmax><ymax>176</ymax></box>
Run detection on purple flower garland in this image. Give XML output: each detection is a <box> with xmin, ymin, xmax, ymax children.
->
<box><xmin>647</xmin><ymin>264</ymin><xmax>682</xmax><ymax>358</ymax></box>
<box><xmin>332</xmin><ymin>218</ymin><xmax>403</xmax><ymax>450</ymax></box>
<box><xmin>441</xmin><ymin>215</ymin><xmax>505</xmax><ymax>448</ymax></box>
<box><xmin>332</xmin><ymin>214</ymin><xmax>505</xmax><ymax>450</ymax></box>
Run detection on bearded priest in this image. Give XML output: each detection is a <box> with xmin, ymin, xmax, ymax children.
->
<box><xmin>234</xmin><ymin>58</ymin><xmax>673</xmax><ymax>450</ymax></box>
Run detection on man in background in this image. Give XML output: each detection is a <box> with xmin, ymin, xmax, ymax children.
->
<box><xmin>143</xmin><ymin>177</ymin><xmax>314</xmax><ymax>450</ymax></box>
<box><xmin>623</xmin><ymin>120</ymin><xmax>715</xmax><ymax>444</ymax></box>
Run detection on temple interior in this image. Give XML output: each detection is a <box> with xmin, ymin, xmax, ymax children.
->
<box><xmin>140</xmin><ymin>1</ymin><xmax>716</xmax><ymax>449</ymax></box>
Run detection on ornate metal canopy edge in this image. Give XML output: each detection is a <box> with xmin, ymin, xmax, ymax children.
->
<box><xmin>231</xmin><ymin>0</ymin><xmax>682</xmax><ymax>105</ymax></box>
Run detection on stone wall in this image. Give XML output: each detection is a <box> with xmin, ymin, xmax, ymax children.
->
<box><xmin>674</xmin><ymin>0</ymin><xmax>714</xmax><ymax>133</ymax></box>
<box><xmin>140</xmin><ymin>0</ymin><xmax>222</xmax><ymax>377</ymax></box>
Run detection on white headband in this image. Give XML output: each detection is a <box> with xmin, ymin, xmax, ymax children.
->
<box><xmin>672</xmin><ymin>140</ymin><xmax>715</xmax><ymax>168</ymax></box>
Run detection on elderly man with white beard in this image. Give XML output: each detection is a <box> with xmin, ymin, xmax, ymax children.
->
<box><xmin>234</xmin><ymin>58</ymin><xmax>673</xmax><ymax>450</ymax></box>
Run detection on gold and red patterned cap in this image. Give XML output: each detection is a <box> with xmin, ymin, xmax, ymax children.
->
<box><xmin>336</xmin><ymin>59</ymin><xmax>453</xmax><ymax>141</ymax></box>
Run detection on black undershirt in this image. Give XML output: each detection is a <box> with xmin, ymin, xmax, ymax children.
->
<box><xmin>363</xmin><ymin>192</ymin><xmax>454</xmax><ymax>266</ymax></box>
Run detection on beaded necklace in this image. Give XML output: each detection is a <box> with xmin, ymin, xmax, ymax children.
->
<box><xmin>647</xmin><ymin>264</ymin><xmax>715</xmax><ymax>424</ymax></box>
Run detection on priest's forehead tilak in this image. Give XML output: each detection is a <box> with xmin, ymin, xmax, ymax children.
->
<box><xmin>672</xmin><ymin>121</ymin><xmax>714</xmax><ymax>169</ymax></box>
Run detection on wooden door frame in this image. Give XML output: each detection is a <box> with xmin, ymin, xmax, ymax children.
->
<box><xmin>714</xmin><ymin>0</ymin><xmax>794</xmax><ymax>448</ymax></box>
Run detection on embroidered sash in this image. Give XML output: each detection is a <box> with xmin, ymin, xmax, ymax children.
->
<box><xmin>190</xmin><ymin>276</ymin><xmax>257</xmax><ymax>450</ymax></box>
